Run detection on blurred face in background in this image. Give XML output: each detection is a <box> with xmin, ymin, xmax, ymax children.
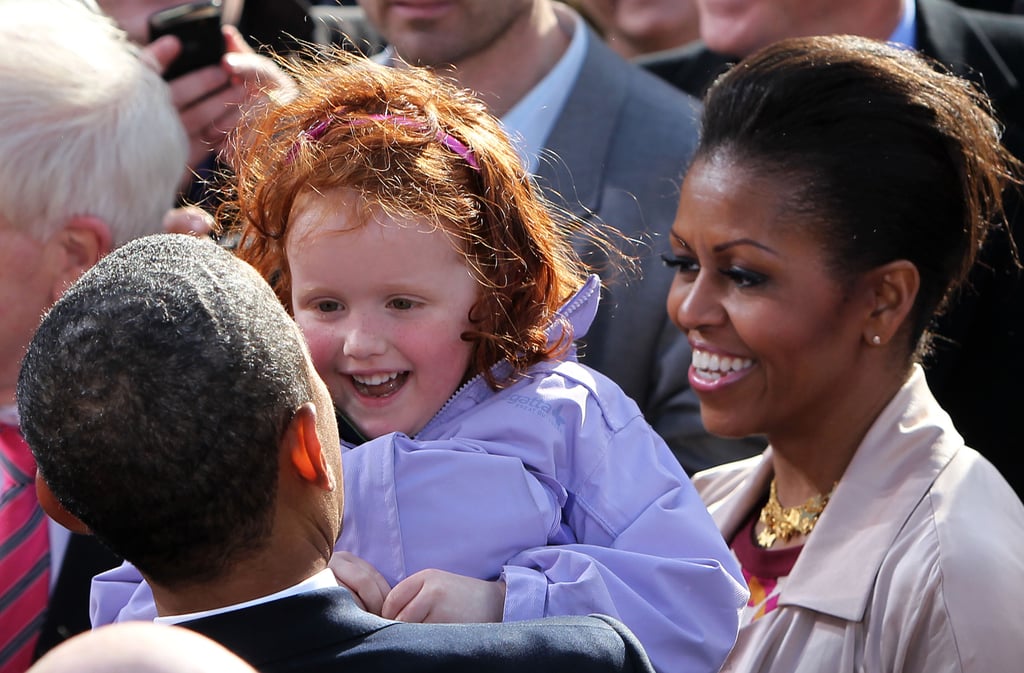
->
<box><xmin>356</xmin><ymin>0</ymin><xmax>534</xmax><ymax>67</ymax></box>
<box><xmin>576</xmin><ymin>0</ymin><xmax>699</xmax><ymax>57</ymax></box>
<box><xmin>95</xmin><ymin>0</ymin><xmax>243</xmax><ymax>43</ymax></box>
<box><xmin>696</xmin><ymin>0</ymin><xmax>886</xmax><ymax>57</ymax></box>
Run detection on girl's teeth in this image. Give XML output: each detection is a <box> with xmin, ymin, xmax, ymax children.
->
<box><xmin>352</xmin><ymin>371</ymin><xmax>406</xmax><ymax>398</ymax></box>
<box><xmin>354</xmin><ymin>372</ymin><xmax>399</xmax><ymax>386</ymax></box>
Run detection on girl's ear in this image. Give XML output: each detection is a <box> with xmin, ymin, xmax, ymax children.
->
<box><xmin>861</xmin><ymin>260</ymin><xmax>920</xmax><ymax>347</ymax></box>
<box><xmin>36</xmin><ymin>473</ymin><xmax>91</xmax><ymax>534</ymax></box>
<box><xmin>286</xmin><ymin>402</ymin><xmax>335</xmax><ymax>491</ymax></box>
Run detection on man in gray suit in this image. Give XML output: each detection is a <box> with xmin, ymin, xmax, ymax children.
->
<box><xmin>356</xmin><ymin>0</ymin><xmax>764</xmax><ymax>473</ymax></box>
<box><xmin>18</xmin><ymin>234</ymin><xmax>654</xmax><ymax>673</ymax></box>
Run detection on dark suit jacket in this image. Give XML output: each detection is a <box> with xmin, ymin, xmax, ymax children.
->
<box><xmin>537</xmin><ymin>24</ymin><xmax>765</xmax><ymax>473</ymax></box>
<box><xmin>915</xmin><ymin>0</ymin><xmax>1024</xmax><ymax>497</ymax></box>
<box><xmin>639</xmin><ymin>0</ymin><xmax>1024</xmax><ymax>496</ymax></box>
<box><xmin>182</xmin><ymin>587</ymin><xmax>653</xmax><ymax>673</ymax></box>
<box><xmin>34</xmin><ymin>533</ymin><xmax>121</xmax><ymax>659</ymax></box>
<box><xmin>956</xmin><ymin>0</ymin><xmax>1023</xmax><ymax>11</ymax></box>
<box><xmin>635</xmin><ymin>43</ymin><xmax>733</xmax><ymax>101</ymax></box>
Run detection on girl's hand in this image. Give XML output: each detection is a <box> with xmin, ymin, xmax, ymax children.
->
<box><xmin>329</xmin><ymin>551</ymin><xmax>392</xmax><ymax>616</ymax></box>
<box><xmin>383</xmin><ymin>569</ymin><xmax>506</xmax><ymax>623</ymax></box>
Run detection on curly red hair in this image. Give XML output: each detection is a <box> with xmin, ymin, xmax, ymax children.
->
<box><xmin>226</xmin><ymin>49</ymin><xmax>618</xmax><ymax>389</ymax></box>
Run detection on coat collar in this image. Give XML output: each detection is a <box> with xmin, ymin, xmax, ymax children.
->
<box><xmin>706</xmin><ymin>366</ymin><xmax>963</xmax><ymax>621</ymax></box>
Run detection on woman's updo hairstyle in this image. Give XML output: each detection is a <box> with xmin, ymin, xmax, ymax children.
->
<box><xmin>696</xmin><ymin>34</ymin><xmax>1020</xmax><ymax>358</ymax></box>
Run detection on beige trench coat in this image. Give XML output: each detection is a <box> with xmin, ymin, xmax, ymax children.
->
<box><xmin>693</xmin><ymin>366</ymin><xmax>1024</xmax><ymax>673</ymax></box>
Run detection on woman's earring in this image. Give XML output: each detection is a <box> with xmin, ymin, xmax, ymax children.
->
<box><xmin>871</xmin><ymin>335</ymin><xmax>882</xmax><ymax>346</ymax></box>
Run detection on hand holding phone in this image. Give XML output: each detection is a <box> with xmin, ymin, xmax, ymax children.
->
<box><xmin>148</xmin><ymin>0</ymin><xmax>226</xmax><ymax>80</ymax></box>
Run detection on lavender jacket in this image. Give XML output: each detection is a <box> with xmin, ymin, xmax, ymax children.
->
<box><xmin>90</xmin><ymin>276</ymin><xmax>746</xmax><ymax>673</ymax></box>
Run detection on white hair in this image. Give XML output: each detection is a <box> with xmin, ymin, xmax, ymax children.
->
<box><xmin>0</xmin><ymin>0</ymin><xmax>188</xmax><ymax>246</ymax></box>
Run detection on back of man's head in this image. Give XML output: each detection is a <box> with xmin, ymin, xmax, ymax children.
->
<box><xmin>17</xmin><ymin>234</ymin><xmax>316</xmax><ymax>587</ymax></box>
<box><xmin>0</xmin><ymin>0</ymin><xmax>187</xmax><ymax>245</ymax></box>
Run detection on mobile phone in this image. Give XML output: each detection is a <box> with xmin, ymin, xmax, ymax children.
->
<box><xmin>148</xmin><ymin>0</ymin><xmax>226</xmax><ymax>81</ymax></box>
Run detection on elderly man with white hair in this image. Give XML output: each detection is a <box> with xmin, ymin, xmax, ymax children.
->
<box><xmin>0</xmin><ymin>1</ymin><xmax>187</xmax><ymax>669</ymax></box>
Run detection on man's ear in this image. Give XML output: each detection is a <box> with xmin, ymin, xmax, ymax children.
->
<box><xmin>861</xmin><ymin>260</ymin><xmax>920</xmax><ymax>347</ymax></box>
<box><xmin>287</xmin><ymin>402</ymin><xmax>335</xmax><ymax>492</ymax></box>
<box><xmin>35</xmin><ymin>473</ymin><xmax>91</xmax><ymax>534</ymax></box>
<box><xmin>47</xmin><ymin>216</ymin><xmax>112</xmax><ymax>302</ymax></box>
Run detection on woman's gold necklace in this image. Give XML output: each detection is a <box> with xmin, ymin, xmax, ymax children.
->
<box><xmin>756</xmin><ymin>479</ymin><xmax>836</xmax><ymax>549</ymax></box>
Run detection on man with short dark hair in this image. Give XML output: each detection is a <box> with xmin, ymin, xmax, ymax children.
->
<box><xmin>17</xmin><ymin>233</ymin><xmax>654</xmax><ymax>673</ymax></box>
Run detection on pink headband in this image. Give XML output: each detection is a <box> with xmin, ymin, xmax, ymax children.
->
<box><xmin>286</xmin><ymin>109</ymin><xmax>480</xmax><ymax>171</ymax></box>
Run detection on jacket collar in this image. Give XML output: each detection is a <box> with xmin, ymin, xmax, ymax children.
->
<box><xmin>709</xmin><ymin>366</ymin><xmax>963</xmax><ymax>621</ymax></box>
<box><xmin>422</xmin><ymin>274</ymin><xmax>601</xmax><ymax>434</ymax></box>
<box><xmin>182</xmin><ymin>588</ymin><xmax>389</xmax><ymax>669</ymax></box>
<box><xmin>550</xmin><ymin>273</ymin><xmax>601</xmax><ymax>347</ymax></box>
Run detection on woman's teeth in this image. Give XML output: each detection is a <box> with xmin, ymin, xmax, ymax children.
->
<box><xmin>692</xmin><ymin>350</ymin><xmax>753</xmax><ymax>380</ymax></box>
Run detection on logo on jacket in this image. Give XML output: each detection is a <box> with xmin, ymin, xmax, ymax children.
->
<box><xmin>506</xmin><ymin>394</ymin><xmax>566</xmax><ymax>429</ymax></box>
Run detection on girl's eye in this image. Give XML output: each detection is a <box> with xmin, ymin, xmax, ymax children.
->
<box><xmin>315</xmin><ymin>300</ymin><xmax>341</xmax><ymax>313</ymax></box>
<box><xmin>661</xmin><ymin>253</ymin><xmax>700</xmax><ymax>274</ymax></box>
<box><xmin>721</xmin><ymin>266</ymin><xmax>767</xmax><ymax>288</ymax></box>
<box><xmin>388</xmin><ymin>298</ymin><xmax>415</xmax><ymax>310</ymax></box>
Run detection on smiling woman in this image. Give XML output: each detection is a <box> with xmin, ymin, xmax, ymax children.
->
<box><xmin>666</xmin><ymin>157</ymin><xmax>870</xmax><ymax>443</ymax></box>
<box><xmin>669</xmin><ymin>34</ymin><xmax>1024</xmax><ymax>673</ymax></box>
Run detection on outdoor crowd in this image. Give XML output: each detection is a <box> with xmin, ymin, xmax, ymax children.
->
<box><xmin>2</xmin><ymin>1</ymin><xmax>1024</xmax><ymax>672</ymax></box>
